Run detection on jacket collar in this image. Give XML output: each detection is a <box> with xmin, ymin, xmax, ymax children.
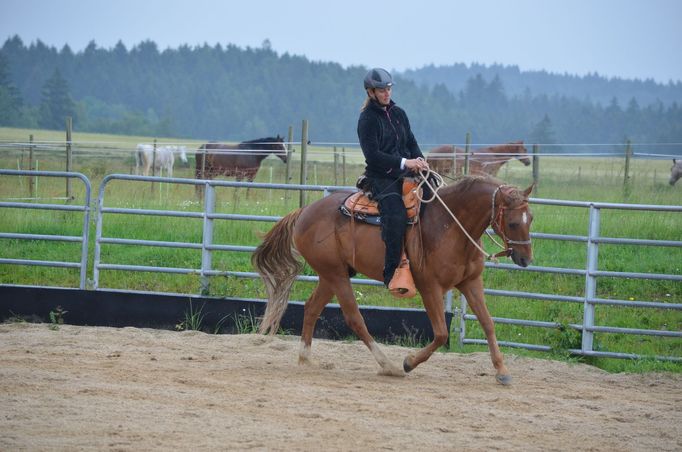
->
<box><xmin>368</xmin><ymin>98</ymin><xmax>395</xmax><ymax>113</ymax></box>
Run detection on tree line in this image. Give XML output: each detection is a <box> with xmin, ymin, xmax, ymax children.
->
<box><xmin>1</xmin><ymin>35</ymin><xmax>681</xmax><ymax>153</ymax></box>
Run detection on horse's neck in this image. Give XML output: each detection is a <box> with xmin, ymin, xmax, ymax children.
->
<box><xmin>424</xmin><ymin>183</ymin><xmax>494</xmax><ymax>242</ymax></box>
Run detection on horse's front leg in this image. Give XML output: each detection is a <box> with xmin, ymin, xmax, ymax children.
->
<box><xmin>402</xmin><ymin>287</ymin><xmax>449</xmax><ymax>373</ymax></box>
<box><xmin>332</xmin><ymin>276</ymin><xmax>404</xmax><ymax>377</ymax></box>
<box><xmin>457</xmin><ymin>277</ymin><xmax>511</xmax><ymax>385</ymax></box>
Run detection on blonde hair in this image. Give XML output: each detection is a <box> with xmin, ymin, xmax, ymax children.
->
<box><xmin>360</xmin><ymin>96</ymin><xmax>371</xmax><ymax>111</ymax></box>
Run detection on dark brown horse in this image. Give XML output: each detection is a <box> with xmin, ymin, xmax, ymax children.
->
<box><xmin>195</xmin><ymin>136</ymin><xmax>287</xmax><ymax>195</ymax></box>
<box><xmin>252</xmin><ymin>175</ymin><xmax>534</xmax><ymax>384</ymax></box>
<box><xmin>427</xmin><ymin>141</ymin><xmax>530</xmax><ymax>177</ymax></box>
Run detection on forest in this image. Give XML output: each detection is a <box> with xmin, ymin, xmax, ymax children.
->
<box><xmin>1</xmin><ymin>35</ymin><xmax>681</xmax><ymax>152</ymax></box>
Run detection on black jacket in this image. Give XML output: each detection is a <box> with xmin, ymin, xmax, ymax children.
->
<box><xmin>357</xmin><ymin>99</ymin><xmax>424</xmax><ymax>180</ymax></box>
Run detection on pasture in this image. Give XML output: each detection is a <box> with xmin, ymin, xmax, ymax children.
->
<box><xmin>0</xmin><ymin>127</ymin><xmax>680</xmax><ymax>374</ymax></box>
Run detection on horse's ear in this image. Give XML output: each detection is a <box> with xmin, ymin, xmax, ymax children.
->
<box><xmin>523</xmin><ymin>183</ymin><xmax>534</xmax><ymax>197</ymax></box>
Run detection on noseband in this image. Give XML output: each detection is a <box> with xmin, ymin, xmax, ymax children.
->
<box><xmin>490</xmin><ymin>185</ymin><xmax>532</xmax><ymax>257</ymax></box>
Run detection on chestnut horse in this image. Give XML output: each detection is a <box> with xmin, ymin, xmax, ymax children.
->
<box><xmin>195</xmin><ymin>136</ymin><xmax>287</xmax><ymax>195</ymax></box>
<box><xmin>252</xmin><ymin>175</ymin><xmax>534</xmax><ymax>384</ymax></box>
<box><xmin>427</xmin><ymin>141</ymin><xmax>530</xmax><ymax>177</ymax></box>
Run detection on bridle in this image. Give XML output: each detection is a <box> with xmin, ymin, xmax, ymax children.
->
<box><xmin>488</xmin><ymin>185</ymin><xmax>532</xmax><ymax>258</ymax></box>
<box><xmin>417</xmin><ymin>170</ymin><xmax>531</xmax><ymax>261</ymax></box>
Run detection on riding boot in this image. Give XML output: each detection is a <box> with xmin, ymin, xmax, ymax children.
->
<box><xmin>387</xmin><ymin>252</ymin><xmax>416</xmax><ymax>298</ymax></box>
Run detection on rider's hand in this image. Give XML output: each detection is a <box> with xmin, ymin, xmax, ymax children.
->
<box><xmin>405</xmin><ymin>157</ymin><xmax>429</xmax><ymax>173</ymax></box>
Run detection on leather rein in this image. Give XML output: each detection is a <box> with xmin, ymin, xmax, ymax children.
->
<box><xmin>417</xmin><ymin>171</ymin><xmax>531</xmax><ymax>261</ymax></box>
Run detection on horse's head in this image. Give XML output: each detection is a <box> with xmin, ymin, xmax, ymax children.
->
<box><xmin>512</xmin><ymin>141</ymin><xmax>531</xmax><ymax>166</ymax></box>
<box><xmin>491</xmin><ymin>183</ymin><xmax>534</xmax><ymax>267</ymax></box>
<box><xmin>176</xmin><ymin>146</ymin><xmax>189</xmax><ymax>165</ymax></box>
<box><xmin>670</xmin><ymin>159</ymin><xmax>682</xmax><ymax>186</ymax></box>
<box><xmin>266</xmin><ymin>135</ymin><xmax>288</xmax><ymax>163</ymax></box>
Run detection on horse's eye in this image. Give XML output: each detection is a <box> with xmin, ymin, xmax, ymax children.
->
<box><xmin>508</xmin><ymin>223</ymin><xmax>519</xmax><ymax>230</ymax></box>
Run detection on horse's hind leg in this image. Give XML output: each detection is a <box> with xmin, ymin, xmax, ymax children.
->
<box><xmin>332</xmin><ymin>276</ymin><xmax>404</xmax><ymax>377</ymax></box>
<box><xmin>298</xmin><ymin>279</ymin><xmax>334</xmax><ymax>365</ymax></box>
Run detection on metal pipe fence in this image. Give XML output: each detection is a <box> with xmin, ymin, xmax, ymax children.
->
<box><xmin>1</xmin><ymin>170</ymin><xmax>680</xmax><ymax>361</ymax></box>
<box><xmin>0</xmin><ymin>169</ymin><xmax>92</xmax><ymax>289</ymax></box>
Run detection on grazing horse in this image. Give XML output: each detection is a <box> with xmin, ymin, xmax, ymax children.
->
<box><xmin>670</xmin><ymin>159</ymin><xmax>682</xmax><ymax>186</ymax></box>
<box><xmin>252</xmin><ymin>175</ymin><xmax>534</xmax><ymax>384</ymax></box>
<box><xmin>195</xmin><ymin>136</ymin><xmax>287</xmax><ymax>196</ymax></box>
<box><xmin>427</xmin><ymin>141</ymin><xmax>530</xmax><ymax>177</ymax></box>
<box><xmin>135</xmin><ymin>144</ymin><xmax>188</xmax><ymax>177</ymax></box>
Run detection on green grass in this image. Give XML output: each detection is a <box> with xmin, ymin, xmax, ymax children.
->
<box><xmin>1</xmin><ymin>126</ymin><xmax>681</xmax><ymax>373</ymax></box>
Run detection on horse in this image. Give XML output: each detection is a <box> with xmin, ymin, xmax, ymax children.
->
<box><xmin>670</xmin><ymin>159</ymin><xmax>682</xmax><ymax>186</ymax></box>
<box><xmin>135</xmin><ymin>144</ymin><xmax>188</xmax><ymax>177</ymax></box>
<box><xmin>427</xmin><ymin>141</ymin><xmax>530</xmax><ymax>178</ymax></box>
<box><xmin>252</xmin><ymin>175</ymin><xmax>534</xmax><ymax>384</ymax></box>
<box><xmin>195</xmin><ymin>136</ymin><xmax>287</xmax><ymax>196</ymax></box>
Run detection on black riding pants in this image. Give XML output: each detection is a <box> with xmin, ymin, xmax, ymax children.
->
<box><xmin>370</xmin><ymin>177</ymin><xmax>407</xmax><ymax>286</ymax></box>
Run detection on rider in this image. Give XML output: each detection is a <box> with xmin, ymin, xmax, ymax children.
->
<box><xmin>357</xmin><ymin>67</ymin><xmax>429</xmax><ymax>292</ymax></box>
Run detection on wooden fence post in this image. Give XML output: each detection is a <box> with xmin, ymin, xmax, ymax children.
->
<box><xmin>151</xmin><ymin>138</ymin><xmax>157</xmax><ymax>194</ymax></box>
<box><xmin>342</xmin><ymin>147</ymin><xmax>347</xmax><ymax>185</ymax></box>
<box><xmin>532</xmin><ymin>144</ymin><xmax>540</xmax><ymax>194</ymax></box>
<box><xmin>464</xmin><ymin>132</ymin><xmax>471</xmax><ymax>175</ymax></box>
<box><xmin>299</xmin><ymin>119</ymin><xmax>309</xmax><ymax>207</ymax></box>
<box><xmin>284</xmin><ymin>125</ymin><xmax>294</xmax><ymax>202</ymax></box>
<box><xmin>28</xmin><ymin>134</ymin><xmax>35</xmax><ymax>198</ymax></box>
<box><xmin>451</xmin><ymin>144</ymin><xmax>456</xmax><ymax>177</ymax></box>
<box><xmin>65</xmin><ymin>117</ymin><xmax>72</xmax><ymax>200</ymax></box>
<box><xmin>333</xmin><ymin>146</ymin><xmax>339</xmax><ymax>185</ymax></box>
<box><xmin>624</xmin><ymin>139</ymin><xmax>632</xmax><ymax>196</ymax></box>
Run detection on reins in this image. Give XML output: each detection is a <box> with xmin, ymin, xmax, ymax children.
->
<box><xmin>416</xmin><ymin>169</ymin><xmax>527</xmax><ymax>261</ymax></box>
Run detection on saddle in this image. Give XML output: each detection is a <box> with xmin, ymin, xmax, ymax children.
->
<box><xmin>339</xmin><ymin>177</ymin><xmax>421</xmax><ymax>299</ymax></box>
<box><xmin>339</xmin><ymin>177</ymin><xmax>422</xmax><ymax>226</ymax></box>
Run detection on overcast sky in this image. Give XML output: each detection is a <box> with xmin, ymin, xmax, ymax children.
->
<box><xmin>1</xmin><ymin>0</ymin><xmax>680</xmax><ymax>83</ymax></box>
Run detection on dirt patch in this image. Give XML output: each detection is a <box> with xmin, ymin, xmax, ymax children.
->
<box><xmin>1</xmin><ymin>323</ymin><xmax>680</xmax><ymax>451</ymax></box>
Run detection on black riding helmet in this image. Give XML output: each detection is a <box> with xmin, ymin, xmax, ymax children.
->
<box><xmin>364</xmin><ymin>68</ymin><xmax>393</xmax><ymax>90</ymax></box>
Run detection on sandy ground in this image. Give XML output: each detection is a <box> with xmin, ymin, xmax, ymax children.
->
<box><xmin>0</xmin><ymin>323</ymin><xmax>680</xmax><ymax>451</ymax></box>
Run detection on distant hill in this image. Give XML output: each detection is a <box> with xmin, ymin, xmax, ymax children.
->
<box><xmin>1</xmin><ymin>36</ymin><xmax>681</xmax><ymax>150</ymax></box>
<box><xmin>400</xmin><ymin>63</ymin><xmax>682</xmax><ymax>107</ymax></box>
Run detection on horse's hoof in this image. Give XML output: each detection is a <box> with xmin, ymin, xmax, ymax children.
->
<box><xmin>378</xmin><ymin>365</ymin><xmax>405</xmax><ymax>377</ymax></box>
<box><xmin>496</xmin><ymin>374</ymin><xmax>513</xmax><ymax>386</ymax></box>
<box><xmin>403</xmin><ymin>357</ymin><xmax>414</xmax><ymax>373</ymax></box>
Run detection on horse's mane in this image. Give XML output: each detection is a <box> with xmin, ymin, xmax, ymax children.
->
<box><xmin>438</xmin><ymin>174</ymin><xmax>526</xmax><ymax>204</ymax></box>
<box><xmin>441</xmin><ymin>174</ymin><xmax>501</xmax><ymax>195</ymax></box>
<box><xmin>239</xmin><ymin>136</ymin><xmax>281</xmax><ymax>147</ymax></box>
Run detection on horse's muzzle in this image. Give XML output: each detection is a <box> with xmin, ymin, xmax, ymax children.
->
<box><xmin>510</xmin><ymin>250</ymin><xmax>531</xmax><ymax>268</ymax></box>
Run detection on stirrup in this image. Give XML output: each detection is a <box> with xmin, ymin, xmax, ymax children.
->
<box><xmin>388</xmin><ymin>258</ymin><xmax>416</xmax><ymax>299</ymax></box>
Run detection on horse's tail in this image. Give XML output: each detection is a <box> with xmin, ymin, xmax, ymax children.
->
<box><xmin>252</xmin><ymin>208</ymin><xmax>305</xmax><ymax>335</ymax></box>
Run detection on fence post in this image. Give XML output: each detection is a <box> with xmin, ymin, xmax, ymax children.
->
<box><xmin>450</xmin><ymin>144</ymin><xmax>456</xmax><ymax>176</ymax></box>
<box><xmin>464</xmin><ymin>132</ymin><xmax>471</xmax><ymax>175</ymax></box>
<box><xmin>582</xmin><ymin>205</ymin><xmax>600</xmax><ymax>354</ymax></box>
<box><xmin>342</xmin><ymin>147</ymin><xmax>347</xmax><ymax>185</ymax></box>
<box><xmin>28</xmin><ymin>134</ymin><xmax>35</xmax><ymax>198</ymax></box>
<box><xmin>65</xmin><ymin>116</ymin><xmax>72</xmax><ymax>200</ymax></box>
<box><xmin>333</xmin><ymin>146</ymin><xmax>339</xmax><ymax>185</ymax></box>
<box><xmin>151</xmin><ymin>138</ymin><xmax>157</xmax><ymax>194</ymax></box>
<box><xmin>283</xmin><ymin>125</ymin><xmax>294</xmax><ymax>202</ymax></box>
<box><xmin>532</xmin><ymin>144</ymin><xmax>540</xmax><ymax>194</ymax></box>
<box><xmin>623</xmin><ymin>139</ymin><xmax>632</xmax><ymax>197</ymax></box>
<box><xmin>200</xmin><ymin>184</ymin><xmax>216</xmax><ymax>295</ymax></box>
<box><xmin>299</xmin><ymin>119</ymin><xmax>309</xmax><ymax>207</ymax></box>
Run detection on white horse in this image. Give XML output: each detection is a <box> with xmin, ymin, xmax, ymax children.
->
<box><xmin>135</xmin><ymin>144</ymin><xmax>188</xmax><ymax>177</ymax></box>
<box><xmin>670</xmin><ymin>159</ymin><xmax>682</xmax><ymax>186</ymax></box>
